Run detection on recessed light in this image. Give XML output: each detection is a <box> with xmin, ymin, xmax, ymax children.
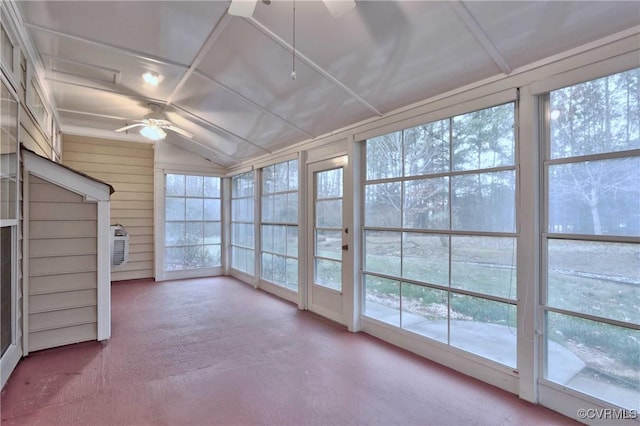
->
<box><xmin>142</xmin><ymin>72</ymin><xmax>160</xmax><ymax>86</ymax></box>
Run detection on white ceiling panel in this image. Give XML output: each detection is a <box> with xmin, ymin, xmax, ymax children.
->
<box><xmin>196</xmin><ymin>17</ymin><xmax>373</xmax><ymax>137</ymax></box>
<box><xmin>17</xmin><ymin>1</ymin><xmax>227</xmax><ymax>65</ymax></box>
<box><xmin>30</xmin><ymin>29</ymin><xmax>187</xmax><ymax>102</ymax></box>
<box><xmin>172</xmin><ymin>72</ymin><xmax>308</xmax><ymax>150</ymax></box>
<box><xmin>465</xmin><ymin>1</ymin><xmax>640</xmax><ymax>70</ymax></box>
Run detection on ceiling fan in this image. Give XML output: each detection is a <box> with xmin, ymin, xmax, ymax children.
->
<box><xmin>228</xmin><ymin>0</ymin><xmax>355</xmax><ymax>18</ymax></box>
<box><xmin>115</xmin><ymin>104</ymin><xmax>193</xmax><ymax>141</ymax></box>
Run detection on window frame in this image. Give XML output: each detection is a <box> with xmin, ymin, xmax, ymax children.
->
<box><xmin>230</xmin><ymin>170</ymin><xmax>256</xmax><ymax>278</ymax></box>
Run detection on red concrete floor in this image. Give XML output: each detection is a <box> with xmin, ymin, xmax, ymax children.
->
<box><xmin>1</xmin><ymin>277</ymin><xmax>578</xmax><ymax>426</ymax></box>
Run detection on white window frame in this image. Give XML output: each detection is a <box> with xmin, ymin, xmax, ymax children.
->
<box><xmin>25</xmin><ymin>65</ymin><xmax>51</xmax><ymax>139</ymax></box>
<box><xmin>229</xmin><ymin>170</ymin><xmax>257</xmax><ymax>281</ymax></box>
<box><xmin>0</xmin><ymin>7</ymin><xmax>21</xmax><ymax>90</ymax></box>
<box><xmin>155</xmin><ymin>169</ymin><xmax>224</xmax><ymax>281</ymax></box>
<box><xmin>259</xmin><ymin>157</ymin><xmax>300</xmax><ymax>300</ymax></box>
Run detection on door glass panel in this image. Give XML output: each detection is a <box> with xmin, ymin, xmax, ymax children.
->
<box><xmin>314</xmin><ymin>168</ymin><xmax>343</xmax><ymax>291</ymax></box>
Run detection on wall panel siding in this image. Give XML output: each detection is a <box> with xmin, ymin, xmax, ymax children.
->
<box><xmin>28</xmin><ymin>177</ymin><xmax>98</xmax><ymax>352</ymax></box>
<box><xmin>62</xmin><ymin>135</ymin><xmax>154</xmax><ymax>281</ymax></box>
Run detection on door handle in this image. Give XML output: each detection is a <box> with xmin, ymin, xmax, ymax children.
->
<box><xmin>342</xmin><ymin>244</ymin><xmax>349</xmax><ymax>251</ymax></box>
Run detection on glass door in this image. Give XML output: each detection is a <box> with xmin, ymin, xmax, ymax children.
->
<box><xmin>307</xmin><ymin>157</ymin><xmax>346</xmax><ymax>324</ymax></box>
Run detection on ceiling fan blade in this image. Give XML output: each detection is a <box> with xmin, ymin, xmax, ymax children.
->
<box><xmin>164</xmin><ymin>125</ymin><xmax>194</xmax><ymax>139</ymax></box>
<box><xmin>115</xmin><ymin>123</ymin><xmax>145</xmax><ymax>132</ymax></box>
<box><xmin>228</xmin><ymin>0</ymin><xmax>258</xmax><ymax>17</ymax></box>
<box><xmin>323</xmin><ymin>0</ymin><xmax>355</xmax><ymax>17</ymax></box>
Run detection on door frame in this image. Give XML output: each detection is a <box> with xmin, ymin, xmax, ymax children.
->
<box><xmin>305</xmin><ymin>156</ymin><xmax>348</xmax><ymax>325</ymax></box>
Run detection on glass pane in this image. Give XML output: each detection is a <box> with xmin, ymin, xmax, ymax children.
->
<box><xmin>451</xmin><ymin>236</ymin><xmax>516</xmax><ymax>299</ymax></box>
<box><xmin>316</xmin><ymin>230</ymin><xmax>342</xmax><ymax>260</ymax></box>
<box><xmin>1</xmin><ymin>81</ymin><xmax>18</xmax><ymax>221</ymax></box>
<box><xmin>165</xmin><ymin>197</ymin><xmax>184</xmax><ymax>221</ymax></box>
<box><xmin>548</xmin><ymin>157</ymin><xmax>640</xmax><ymax>237</ymax></box>
<box><xmin>1</xmin><ymin>27</ymin><xmax>14</xmax><ymax>73</ymax></box>
<box><xmin>286</xmin><ymin>258</ymin><xmax>298</xmax><ymax>291</ymax></box>
<box><xmin>261</xmin><ymin>252</ymin><xmax>273</xmax><ymax>282</ymax></box>
<box><xmin>273</xmin><ymin>225</ymin><xmax>287</xmax><ymax>255</ymax></box>
<box><xmin>403</xmin><ymin>177</ymin><xmax>449</xmax><ymax>229</ymax></box>
<box><xmin>186</xmin><ymin>175</ymin><xmax>203</xmax><ymax>197</ymax></box>
<box><xmin>165</xmin><ymin>247</ymin><xmax>186</xmax><ymax>271</ymax></box>
<box><xmin>232</xmin><ymin>172</ymin><xmax>254</xmax><ymax>198</ymax></box>
<box><xmin>274</xmin><ymin>162</ymin><xmax>288</xmax><ymax>193</ymax></box>
<box><xmin>261</xmin><ymin>224</ymin><xmax>273</xmax><ymax>252</ymax></box>
<box><xmin>273</xmin><ymin>254</ymin><xmax>286</xmax><ymax>285</ymax></box>
<box><xmin>203</xmin><ymin>199</ymin><xmax>220</xmax><ymax>221</ymax></box>
<box><xmin>546</xmin><ymin>312</ymin><xmax>639</xmax><ymax>410</ymax></box>
<box><xmin>364</xmin><ymin>231</ymin><xmax>401</xmax><ymax>277</ymax></box>
<box><xmin>262</xmin><ymin>194</ymin><xmax>274</xmax><ymax>222</ymax></box>
<box><xmin>165</xmin><ymin>222</ymin><xmax>185</xmax><ymax>246</ymax></box>
<box><xmin>401</xmin><ymin>283</ymin><xmax>448</xmax><ymax>343</ymax></box>
<box><xmin>1</xmin><ymin>227</ymin><xmax>12</xmax><ymax>355</ymax></box>
<box><xmin>288</xmin><ymin>159</ymin><xmax>298</xmax><ymax>190</ymax></box>
<box><xmin>185</xmin><ymin>220</ymin><xmax>204</xmax><ymax>247</ymax></box>
<box><xmin>186</xmin><ymin>199</ymin><xmax>203</xmax><ymax>221</ymax></box>
<box><xmin>286</xmin><ymin>192</ymin><xmax>298</xmax><ymax>224</ymax></box>
<box><xmin>203</xmin><ymin>222</ymin><xmax>221</xmax><ymax>244</ymax></box>
<box><xmin>452</xmin><ymin>170</ymin><xmax>515</xmax><ymax>232</ymax></box>
<box><xmin>232</xmin><ymin>198</ymin><xmax>254</xmax><ymax>222</ymax></box>
<box><xmin>316</xmin><ymin>168</ymin><xmax>342</xmax><ymax>199</ymax></box>
<box><xmin>286</xmin><ymin>226</ymin><xmax>298</xmax><ymax>258</ymax></box>
<box><xmin>166</xmin><ymin>174</ymin><xmax>184</xmax><ymax>196</ymax></box>
<box><xmin>404</xmin><ymin>119</ymin><xmax>450</xmax><ymax>177</ymax></box>
<box><xmin>273</xmin><ymin>194</ymin><xmax>287</xmax><ymax>220</ymax></box>
<box><xmin>203</xmin><ymin>245</ymin><xmax>221</xmax><ymax>267</ymax></box>
<box><xmin>548</xmin><ymin>240</ymin><xmax>639</xmax><ymax>324</ymax></box>
<box><xmin>262</xmin><ymin>165</ymin><xmax>275</xmax><ymax>194</ymax></box>
<box><xmin>364</xmin><ymin>182</ymin><xmax>401</xmax><ymax>228</ymax></box>
<box><xmin>450</xmin><ymin>294</ymin><xmax>517</xmax><ymax>367</ymax></box>
<box><xmin>314</xmin><ymin>258</ymin><xmax>341</xmax><ymax>291</ymax></box>
<box><xmin>550</xmin><ymin>68</ymin><xmax>640</xmax><ymax>159</ymax></box>
<box><xmin>367</xmin><ymin>132</ymin><xmax>402</xmax><ymax>180</ymax></box>
<box><xmin>363</xmin><ymin>275</ymin><xmax>400</xmax><ymax>327</ymax></box>
<box><xmin>203</xmin><ymin>176</ymin><xmax>220</xmax><ymax>197</ymax></box>
<box><xmin>316</xmin><ymin>200</ymin><xmax>342</xmax><ymax>228</ymax></box>
<box><xmin>452</xmin><ymin>103</ymin><xmax>515</xmax><ymax>171</ymax></box>
<box><xmin>402</xmin><ymin>233</ymin><xmax>449</xmax><ymax>286</ymax></box>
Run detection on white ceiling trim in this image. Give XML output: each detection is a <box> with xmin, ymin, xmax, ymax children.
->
<box><xmin>449</xmin><ymin>1</ymin><xmax>512</xmax><ymax>75</ymax></box>
<box><xmin>246</xmin><ymin>16</ymin><xmax>383</xmax><ymax>117</ymax></box>
<box><xmin>57</xmin><ymin>108</ymin><xmax>131</xmax><ymax>122</ymax></box>
<box><xmin>171</xmin><ymin>104</ymin><xmax>272</xmax><ymax>154</ymax></box>
<box><xmin>165</xmin><ymin>13</ymin><xmax>233</xmax><ymax>106</ymax></box>
<box><xmin>24</xmin><ymin>22</ymin><xmax>189</xmax><ymax>69</ymax></box>
<box><xmin>45</xmin><ymin>75</ymin><xmax>167</xmax><ymax>106</ymax></box>
<box><xmin>194</xmin><ymin>69</ymin><xmax>314</xmax><ymax>139</ymax></box>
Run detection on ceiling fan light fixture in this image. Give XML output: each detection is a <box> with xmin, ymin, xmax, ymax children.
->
<box><xmin>142</xmin><ymin>71</ymin><xmax>161</xmax><ymax>86</ymax></box>
<box><xmin>140</xmin><ymin>124</ymin><xmax>167</xmax><ymax>141</ymax></box>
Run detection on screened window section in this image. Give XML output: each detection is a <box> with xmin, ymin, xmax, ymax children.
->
<box><xmin>261</xmin><ymin>160</ymin><xmax>299</xmax><ymax>291</ymax></box>
<box><xmin>231</xmin><ymin>172</ymin><xmax>255</xmax><ymax>275</ymax></box>
<box><xmin>543</xmin><ymin>68</ymin><xmax>639</xmax><ymax>410</ymax></box>
<box><xmin>363</xmin><ymin>103</ymin><xmax>517</xmax><ymax>367</ymax></box>
<box><xmin>165</xmin><ymin>174</ymin><xmax>221</xmax><ymax>272</ymax></box>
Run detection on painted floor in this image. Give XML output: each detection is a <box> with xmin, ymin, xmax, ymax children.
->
<box><xmin>1</xmin><ymin>277</ymin><xmax>577</xmax><ymax>425</ymax></box>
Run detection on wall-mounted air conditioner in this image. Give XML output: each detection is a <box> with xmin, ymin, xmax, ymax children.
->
<box><xmin>110</xmin><ymin>224</ymin><xmax>129</xmax><ymax>267</ymax></box>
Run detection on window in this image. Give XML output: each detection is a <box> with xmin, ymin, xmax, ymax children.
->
<box><xmin>164</xmin><ymin>174</ymin><xmax>221</xmax><ymax>272</ymax></box>
<box><xmin>363</xmin><ymin>103</ymin><xmax>517</xmax><ymax>367</ymax></box>
<box><xmin>261</xmin><ymin>159</ymin><xmax>299</xmax><ymax>291</ymax></box>
<box><xmin>543</xmin><ymin>68</ymin><xmax>639</xmax><ymax>409</ymax></box>
<box><xmin>231</xmin><ymin>171</ymin><xmax>255</xmax><ymax>275</ymax></box>
<box><xmin>0</xmin><ymin>15</ymin><xmax>20</xmax><ymax>86</ymax></box>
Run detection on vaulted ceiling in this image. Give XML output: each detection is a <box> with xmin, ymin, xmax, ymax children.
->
<box><xmin>15</xmin><ymin>1</ymin><xmax>640</xmax><ymax>168</ymax></box>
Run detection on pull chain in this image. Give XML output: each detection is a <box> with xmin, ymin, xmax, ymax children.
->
<box><xmin>291</xmin><ymin>0</ymin><xmax>297</xmax><ymax>80</ymax></box>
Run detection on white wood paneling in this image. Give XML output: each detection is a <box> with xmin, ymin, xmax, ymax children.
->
<box><xmin>62</xmin><ymin>134</ymin><xmax>154</xmax><ymax>281</ymax></box>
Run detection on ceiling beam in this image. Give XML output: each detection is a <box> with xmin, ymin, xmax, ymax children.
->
<box><xmin>246</xmin><ymin>17</ymin><xmax>383</xmax><ymax>117</ymax></box>
<box><xmin>449</xmin><ymin>1</ymin><xmax>512</xmax><ymax>75</ymax></box>
<box><xmin>165</xmin><ymin>13</ymin><xmax>233</xmax><ymax>106</ymax></box>
<box><xmin>24</xmin><ymin>22</ymin><xmax>189</xmax><ymax>69</ymax></box>
<box><xmin>194</xmin><ymin>70</ymin><xmax>315</xmax><ymax>139</ymax></box>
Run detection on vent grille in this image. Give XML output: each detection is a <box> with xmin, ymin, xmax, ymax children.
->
<box><xmin>110</xmin><ymin>224</ymin><xmax>129</xmax><ymax>267</ymax></box>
